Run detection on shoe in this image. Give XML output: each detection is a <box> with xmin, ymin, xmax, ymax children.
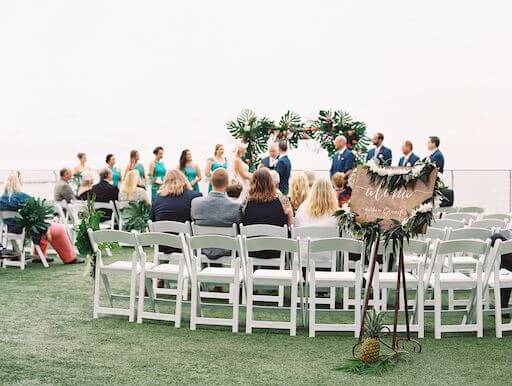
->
<box><xmin>32</xmin><ymin>257</ymin><xmax>55</xmax><ymax>264</ymax></box>
<box><xmin>66</xmin><ymin>258</ymin><xmax>85</xmax><ymax>265</ymax></box>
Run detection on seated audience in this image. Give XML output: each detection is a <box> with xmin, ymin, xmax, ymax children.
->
<box><xmin>226</xmin><ymin>183</ymin><xmax>243</xmax><ymax>200</ymax></box>
<box><xmin>191</xmin><ymin>168</ymin><xmax>241</xmax><ymax>259</ymax></box>
<box><xmin>91</xmin><ymin>168</ymin><xmax>119</xmax><ymax>221</ymax></box>
<box><xmin>289</xmin><ymin>172</ymin><xmax>310</xmax><ymax>213</ymax></box>
<box><xmin>331</xmin><ymin>172</ymin><xmax>351</xmax><ymax>206</ymax></box>
<box><xmin>269</xmin><ymin>169</ymin><xmax>293</xmax><ymax>225</ymax></box>
<box><xmin>119</xmin><ymin>170</ymin><xmax>150</xmax><ymax>204</ymax></box>
<box><xmin>54</xmin><ymin>168</ymin><xmax>76</xmax><ymax>203</ymax></box>
<box><xmin>0</xmin><ymin>172</ymin><xmax>31</xmax><ymax>233</ymax></box>
<box><xmin>77</xmin><ymin>174</ymin><xmax>94</xmax><ymax>200</ymax></box>
<box><xmin>304</xmin><ymin>170</ymin><xmax>316</xmax><ymax>188</ymax></box>
<box><xmin>295</xmin><ymin>178</ymin><xmax>338</xmax><ymax>228</ymax></box>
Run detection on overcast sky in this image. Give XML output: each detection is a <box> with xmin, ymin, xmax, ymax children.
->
<box><xmin>0</xmin><ymin>0</ymin><xmax>511</xmax><ymax>172</ymax></box>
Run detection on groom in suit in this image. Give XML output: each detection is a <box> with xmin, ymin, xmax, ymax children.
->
<box><xmin>366</xmin><ymin>132</ymin><xmax>392</xmax><ymax>165</ymax></box>
<box><xmin>330</xmin><ymin>135</ymin><xmax>355</xmax><ymax>178</ymax></box>
<box><xmin>427</xmin><ymin>136</ymin><xmax>445</xmax><ymax>173</ymax></box>
<box><xmin>260</xmin><ymin>142</ymin><xmax>279</xmax><ymax>170</ymax></box>
<box><xmin>275</xmin><ymin>141</ymin><xmax>291</xmax><ymax>195</ymax></box>
<box><xmin>398</xmin><ymin>140</ymin><xmax>420</xmax><ymax>167</ymax></box>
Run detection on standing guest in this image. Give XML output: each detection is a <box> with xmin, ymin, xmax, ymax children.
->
<box><xmin>179</xmin><ymin>149</ymin><xmax>202</xmax><ymax>192</ymax></box>
<box><xmin>0</xmin><ymin>172</ymin><xmax>31</xmax><ymax>234</ymax></box>
<box><xmin>260</xmin><ymin>143</ymin><xmax>279</xmax><ymax>170</ymax></box>
<box><xmin>77</xmin><ymin>174</ymin><xmax>94</xmax><ymax>200</ymax></box>
<box><xmin>289</xmin><ymin>172</ymin><xmax>310</xmax><ymax>213</ymax></box>
<box><xmin>106</xmin><ymin>154</ymin><xmax>122</xmax><ymax>188</ymax></box>
<box><xmin>242</xmin><ymin>168</ymin><xmax>288</xmax><ymax>227</ymax></box>
<box><xmin>275</xmin><ymin>141</ymin><xmax>291</xmax><ymax>195</ymax></box>
<box><xmin>124</xmin><ymin>149</ymin><xmax>146</xmax><ymax>186</ymax></box>
<box><xmin>366</xmin><ymin>132</ymin><xmax>392</xmax><ymax>165</ymax></box>
<box><xmin>54</xmin><ymin>168</ymin><xmax>76</xmax><ymax>203</ymax></box>
<box><xmin>269</xmin><ymin>169</ymin><xmax>294</xmax><ymax>225</ymax></box>
<box><xmin>148</xmin><ymin>146</ymin><xmax>166</xmax><ymax>202</ymax></box>
<box><xmin>332</xmin><ymin>172</ymin><xmax>351</xmax><ymax>206</ymax></box>
<box><xmin>398</xmin><ymin>140</ymin><xmax>420</xmax><ymax>167</ymax></box>
<box><xmin>427</xmin><ymin>136</ymin><xmax>445</xmax><ymax>173</ymax></box>
<box><xmin>73</xmin><ymin>152</ymin><xmax>91</xmax><ymax>176</ymax></box>
<box><xmin>230</xmin><ymin>143</ymin><xmax>252</xmax><ymax>202</ymax></box>
<box><xmin>119</xmin><ymin>170</ymin><xmax>150</xmax><ymax>204</ymax></box>
<box><xmin>295</xmin><ymin>178</ymin><xmax>339</xmax><ymax>228</ymax></box>
<box><xmin>205</xmin><ymin>144</ymin><xmax>228</xmax><ymax>192</ymax></box>
<box><xmin>304</xmin><ymin>170</ymin><xmax>316</xmax><ymax>188</ymax></box>
<box><xmin>330</xmin><ymin>135</ymin><xmax>355</xmax><ymax>178</ymax></box>
<box><xmin>91</xmin><ymin>168</ymin><xmax>119</xmax><ymax>221</ymax></box>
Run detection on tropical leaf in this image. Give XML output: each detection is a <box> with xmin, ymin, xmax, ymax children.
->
<box><xmin>15</xmin><ymin>198</ymin><xmax>54</xmax><ymax>243</ymax></box>
<box><xmin>123</xmin><ymin>201</ymin><xmax>150</xmax><ymax>232</ymax></box>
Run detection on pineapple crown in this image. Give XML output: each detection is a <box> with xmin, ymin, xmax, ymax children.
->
<box><xmin>364</xmin><ymin>309</ymin><xmax>386</xmax><ymax>338</ymax></box>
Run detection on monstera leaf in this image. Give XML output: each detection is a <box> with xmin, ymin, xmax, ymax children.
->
<box><xmin>273</xmin><ymin>111</ymin><xmax>303</xmax><ymax>149</ymax></box>
<box><xmin>122</xmin><ymin>201</ymin><xmax>150</xmax><ymax>232</ymax></box>
<box><xmin>15</xmin><ymin>198</ymin><xmax>54</xmax><ymax>243</ymax></box>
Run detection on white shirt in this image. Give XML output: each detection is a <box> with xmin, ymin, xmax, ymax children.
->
<box><xmin>294</xmin><ymin>205</ymin><xmax>338</xmax><ymax>228</ymax></box>
<box><xmin>373</xmin><ymin>146</ymin><xmax>382</xmax><ymax>159</ymax></box>
<box><xmin>336</xmin><ymin>147</ymin><xmax>347</xmax><ymax>160</ymax></box>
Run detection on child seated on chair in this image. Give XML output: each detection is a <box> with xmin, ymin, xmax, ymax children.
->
<box><xmin>331</xmin><ymin>172</ymin><xmax>351</xmax><ymax>207</ymax></box>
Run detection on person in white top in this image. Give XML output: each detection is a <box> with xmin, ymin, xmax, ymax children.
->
<box><xmin>294</xmin><ymin>178</ymin><xmax>339</xmax><ymax>228</ymax></box>
<box><xmin>229</xmin><ymin>143</ymin><xmax>252</xmax><ymax>202</ymax></box>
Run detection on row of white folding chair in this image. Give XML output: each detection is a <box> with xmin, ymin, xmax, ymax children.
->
<box><xmin>68</xmin><ymin>200</ymin><xmax>116</xmax><ymax>230</ymax></box>
<box><xmin>433</xmin><ymin>206</ymin><xmax>485</xmax><ymax>219</ymax></box>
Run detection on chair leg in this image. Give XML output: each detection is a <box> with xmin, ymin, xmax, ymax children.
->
<box><xmin>137</xmin><ymin>274</ymin><xmax>146</xmax><ymax>324</ymax></box>
<box><xmin>101</xmin><ymin>274</ymin><xmax>114</xmax><ymax>308</ymax></box>
<box><xmin>290</xmin><ymin>281</ymin><xmax>298</xmax><ymax>337</ymax></box>
<box><xmin>232</xmin><ymin>262</ymin><xmax>240</xmax><ymax>333</ymax></box>
<box><xmin>309</xmin><ymin>274</ymin><xmax>316</xmax><ymax>338</ymax></box>
<box><xmin>476</xmin><ymin>281</ymin><xmax>483</xmax><ymax>338</ymax></box>
<box><xmin>190</xmin><ymin>279</ymin><xmax>198</xmax><ymax>331</ymax></box>
<box><xmin>146</xmin><ymin>278</ymin><xmax>157</xmax><ymax>312</ymax></box>
<box><xmin>128</xmin><ymin>273</ymin><xmax>137</xmax><ymax>322</ymax></box>
<box><xmin>354</xmin><ymin>283</ymin><xmax>362</xmax><ymax>339</ymax></box>
<box><xmin>93</xmin><ymin>270</ymin><xmax>101</xmax><ymax>319</ymax></box>
<box><xmin>494</xmin><ymin>286</ymin><xmax>502</xmax><ymax>338</ymax></box>
<box><xmin>434</xmin><ymin>286</ymin><xmax>442</xmax><ymax>339</ymax></box>
<box><xmin>183</xmin><ymin>278</ymin><xmax>189</xmax><ymax>301</ymax></box>
<box><xmin>343</xmin><ymin>287</ymin><xmax>349</xmax><ymax>310</ymax></box>
<box><xmin>246</xmin><ymin>263</ymin><xmax>254</xmax><ymax>334</ymax></box>
<box><xmin>175</xmin><ymin>276</ymin><xmax>184</xmax><ymax>329</ymax></box>
<box><xmin>418</xmin><ymin>282</ymin><xmax>425</xmax><ymax>339</ymax></box>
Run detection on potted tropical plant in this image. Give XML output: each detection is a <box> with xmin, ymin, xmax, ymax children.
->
<box><xmin>122</xmin><ymin>201</ymin><xmax>150</xmax><ymax>232</ymax></box>
<box><xmin>15</xmin><ymin>197</ymin><xmax>54</xmax><ymax>245</ymax></box>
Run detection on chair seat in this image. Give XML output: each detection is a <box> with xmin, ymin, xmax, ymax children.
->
<box><xmin>429</xmin><ymin>272</ymin><xmax>477</xmax><ymax>288</ymax></box>
<box><xmin>146</xmin><ymin>263</ymin><xmax>188</xmax><ymax>278</ymax></box>
<box><xmin>443</xmin><ymin>255</ymin><xmax>478</xmax><ymax>268</ymax></box>
<box><xmin>311</xmin><ymin>271</ymin><xmax>356</xmax><ymax>285</ymax></box>
<box><xmin>372</xmin><ymin>272</ymin><xmax>419</xmax><ymax>288</ymax></box>
<box><xmin>403</xmin><ymin>254</ymin><xmax>425</xmax><ymax>266</ymax></box>
<box><xmin>102</xmin><ymin>261</ymin><xmax>154</xmax><ymax>273</ymax></box>
<box><xmin>252</xmin><ymin>269</ymin><xmax>299</xmax><ymax>284</ymax></box>
<box><xmin>470</xmin><ymin>271</ymin><xmax>512</xmax><ymax>288</ymax></box>
<box><xmin>197</xmin><ymin>267</ymin><xmax>242</xmax><ymax>282</ymax></box>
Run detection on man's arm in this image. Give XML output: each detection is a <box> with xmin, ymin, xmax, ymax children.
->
<box><xmin>63</xmin><ymin>184</ymin><xmax>75</xmax><ymax>202</ymax></box>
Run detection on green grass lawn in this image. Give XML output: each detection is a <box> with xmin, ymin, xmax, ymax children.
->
<box><xmin>1</xmin><ymin>248</ymin><xmax>511</xmax><ymax>385</ymax></box>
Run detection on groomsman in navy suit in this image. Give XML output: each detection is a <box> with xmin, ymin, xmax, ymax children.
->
<box><xmin>427</xmin><ymin>136</ymin><xmax>445</xmax><ymax>173</ymax></box>
<box><xmin>329</xmin><ymin>135</ymin><xmax>355</xmax><ymax>178</ymax></box>
<box><xmin>260</xmin><ymin>143</ymin><xmax>279</xmax><ymax>170</ymax></box>
<box><xmin>275</xmin><ymin>141</ymin><xmax>292</xmax><ymax>194</ymax></box>
<box><xmin>366</xmin><ymin>132</ymin><xmax>392</xmax><ymax>165</ymax></box>
<box><xmin>398</xmin><ymin>140</ymin><xmax>420</xmax><ymax>167</ymax></box>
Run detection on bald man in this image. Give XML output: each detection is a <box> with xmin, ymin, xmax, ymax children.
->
<box><xmin>330</xmin><ymin>135</ymin><xmax>355</xmax><ymax>178</ymax></box>
<box><xmin>260</xmin><ymin>143</ymin><xmax>279</xmax><ymax>169</ymax></box>
<box><xmin>398</xmin><ymin>140</ymin><xmax>419</xmax><ymax>167</ymax></box>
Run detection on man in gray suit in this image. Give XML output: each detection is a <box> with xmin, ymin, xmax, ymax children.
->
<box><xmin>54</xmin><ymin>168</ymin><xmax>76</xmax><ymax>203</ymax></box>
<box><xmin>191</xmin><ymin>168</ymin><xmax>241</xmax><ymax>259</ymax></box>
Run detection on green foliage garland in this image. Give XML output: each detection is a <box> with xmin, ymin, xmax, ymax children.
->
<box><xmin>122</xmin><ymin>201</ymin><xmax>150</xmax><ymax>232</ymax></box>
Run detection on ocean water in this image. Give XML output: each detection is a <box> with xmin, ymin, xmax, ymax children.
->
<box><xmin>0</xmin><ymin>169</ymin><xmax>510</xmax><ymax>213</ymax></box>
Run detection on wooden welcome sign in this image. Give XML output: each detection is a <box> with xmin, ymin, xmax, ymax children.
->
<box><xmin>349</xmin><ymin>166</ymin><xmax>437</xmax><ymax>231</ymax></box>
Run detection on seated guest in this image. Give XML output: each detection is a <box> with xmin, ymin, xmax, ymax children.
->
<box><xmin>304</xmin><ymin>170</ymin><xmax>316</xmax><ymax>188</ymax></box>
<box><xmin>260</xmin><ymin>143</ymin><xmax>279</xmax><ymax>170</ymax></box>
<box><xmin>289</xmin><ymin>172</ymin><xmax>310</xmax><ymax>213</ymax></box>
<box><xmin>366</xmin><ymin>132</ymin><xmax>392</xmax><ymax>165</ymax></box>
<box><xmin>191</xmin><ymin>168</ymin><xmax>241</xmax><ymax>259</ymax></box>
<box><xmin>269</xmin><ymin>169</ymin><xmax>293</xmax><ymax>225</ymax></box>
<box><xmin>427</xmin><ymin>135</ymin><xmax>445</xmax><ymax>173</ymax></box>
<box><xmin>54</xmin><ymin>168</ymin><xmax>75</xmax><ymax>203</ymax></box>
<box><xmin>91</xmin><ymin>168</ymin><xmax>119</xmax><ymax>221</ymax></box>
<box><xmin>332</xmin><ymin>172</ymin><xmax>351</xmax><ymax>206</ymax></box>
<box><xmin>295</xmin><ymin>178</ymin><xmax>338</xmax><ymax>228</ymax></box>
<box><xmin>226</xmin><ymin>183</ymin><xmax>243</xmax><ymax>200</ymax></box>
<box><xmin>77</xmin><ymin>174</ymin><xmax>94</xmax><ymax>200</ymax></box>
<box><xmin>398</xmin><ymin>140</ymin><xmax>420</xmax><ymax>167</ymax></box>
<box><xmin>119</xmin><ymin>170</ymin><xmax>150</xmax><ymax>204</ymax></box>
<box><xmin>0</xmin><ymin>172</ymin><xmax>31</xmax><ymax>233</ymax></box>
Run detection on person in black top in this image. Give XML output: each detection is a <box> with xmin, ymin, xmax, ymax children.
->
<box><xmin>91</xmin><ymin>168</ymin><xmax>119</xmax><ymax>221</ymax></box>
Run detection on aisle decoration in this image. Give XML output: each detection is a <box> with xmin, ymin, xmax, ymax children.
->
<box><xmin>122</xmin><ymin>201</ymin><xmax>150</xmax><ymax>232</ymax></box>
<box><xmin>15</xmin><ymin>198</ymin><xmax>54</xmax><ymax>245</ymax></box>
<box><xmin>227</xmin><ymin>109</ymin><xmax>370</xmax><ymax>170</ymax></box>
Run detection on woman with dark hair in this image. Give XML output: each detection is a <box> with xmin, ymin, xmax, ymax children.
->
<box><xmin>205</xmin><ymin>144</ymin><xmax>228</xmax><ymax>192</ymax></box>
<box><xmin>148</xmin><ymin>146</ymin><xmax>166</xmax><ymax>202</ymax></box>
<box><xmin>124</xmin><ymin>149</ymin><xmax>146</xmax><ymax>186</ymax></box>
<box><xmin>178</xmin><ymin>149</ymin><xmax>201</xmax><ymax>192</ymax></box>
<box><xmin>242</xmin><ymin>168</ymin><xmax>288</xmax><ymax>227</ymax></box>
<box><xmin>106</xmin><ymin>154</ymin><xmax>122</xmax><ymax>187</ymax></box>
<box><xmin>73</xmin><ymin>152</ymin><xmax>91</xmax><ymax>176</ymax></box>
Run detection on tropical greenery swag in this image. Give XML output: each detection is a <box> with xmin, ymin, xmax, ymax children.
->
<box><xmin>227</xmin><ymin>109</ymin><xmax>370</xmax><ymax>170</ymax></box>
<box><xmin>122</xmin><ymin>201</ymin><xmax>150</xmax><ymax>232</ymax></box>
<box><xmin>15</xmin><ymin>198</ymin><xmax>54</xmax><ymax>245</ymax></box>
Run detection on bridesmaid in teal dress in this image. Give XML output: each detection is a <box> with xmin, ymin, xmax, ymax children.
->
<box><xmin>149</xmin><ymin>146</ymin><xmax>166</xmax><ymax>201</ymax></box>
<box><xmin>205</xmin><ymin>144</ymin><xmax>228</xmax><ymax>192</ymax></box>
<box><xmin>124</xmin><ymin>150</ymin><xmax>146</xmax><ymax>187</ymax></box>
<box><xmin>106</xmin><ymin>154</ymin><xmax>122</xmax><ymax>187</ymax></box>
<box><xmin>179</xmin><ymin>149</ymin><xmax>202</xmax><ymax>192</ymax></box>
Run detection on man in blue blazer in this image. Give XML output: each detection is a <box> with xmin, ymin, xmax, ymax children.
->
<box><xmin>427</xmin><ymin>136</ymin><xmax>445</xmax><ymax>173</ymax></box>
<box><xmin>260</xmin><ymin>143</ymin><xmax>279</xmax><ymax>170</ymax></box>
<box><xmin>330</xmin><ymin>135</ymin><xmax>355</xmax><ymax>178</ymax></box>
<box><xmin>398</xmin><ymin>140</ymin><xmax>420</xmax><ymax>167</ymax></box>
<box><xmin>366</xmin><ymin>132</ymin><xmax>392</xmax><ymax>165</ymax></box>
<box><xmin>275</xmin><ymin>141</ymin><xmax>292</xmax><ymax>194</ymax></box>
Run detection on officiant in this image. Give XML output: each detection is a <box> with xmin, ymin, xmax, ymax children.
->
<box><xmin>260</xmin><ymin>142</ymin><xmax>279</xmax><ymax>170</ymax></box>
<box><xmin>329</xmin><ymin>135</ymin><xmax>355</xmax><ymax>178</ymax></box>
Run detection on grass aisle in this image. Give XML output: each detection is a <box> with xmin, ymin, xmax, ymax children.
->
<box><xmin>0</xmin><ymin>249</ymin><xmax>510</xmax><ymax>385</ymax></box>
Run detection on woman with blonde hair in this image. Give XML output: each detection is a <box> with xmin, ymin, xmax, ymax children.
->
<box><xmin>0</xmin><ymin>172</ymin><xmax>31</xmax><ymax>233</ymax></box>
<box><xmin>119</xmin><ymin>170</ymin><xmax>150</xmax><ymax>204</ymax></box>
<box><xmin>229</xmin><ymin>142</ymin><xmax>252</xmax><ymax>202</ymax></box>
<box><xmin>288</xmin><ymin>172</ymin><xmax>310</xmax><ymax>213</ymax></box>
<box><xmin>294</xmin><ymin>178</ymin><xmax>338</xmax><ymax>228</ymax></box>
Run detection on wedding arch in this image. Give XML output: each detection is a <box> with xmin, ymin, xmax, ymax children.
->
<box><xmin>226</xmin><ymin>109</ymin><xmax>370</xmax><ymax>170</ymax></box>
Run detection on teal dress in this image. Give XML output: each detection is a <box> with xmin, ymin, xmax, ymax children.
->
<box><xmin>111</xmin><ymin>166</ymin><xmax>121</xmax><ymax>187</ymax></box>
<box><xmin>151</xmin><ymin>161</ymin><xmax>166</xmax><ymax>201</ymax></box>
<box><xmin>208</xmin><ymin>157</ymin><xmax>228</xmax><ymax>192</ymax></box>
<box><xmin>183</xmin><ymin>166</ymin><xmax>200</xmax><ymax>192</ymax></box>
<box><xmin>134</xmin><ymin>163</ymin><xmax>145</xmax><ymax>180</ymax></box>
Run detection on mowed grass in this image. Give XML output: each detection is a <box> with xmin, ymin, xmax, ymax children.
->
<box><xmin>1</xmin><ymin>248</ymin><xmax>511</xmax><ymax>385</ymax></box>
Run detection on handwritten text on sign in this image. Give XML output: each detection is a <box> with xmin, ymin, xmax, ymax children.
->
<box><xmin>349</xmin><ymin>166</ymin><xmax>437</xmax><ymax>231</ymax></box>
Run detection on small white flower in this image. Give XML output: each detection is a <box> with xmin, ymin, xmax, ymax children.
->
<box><xmin>243</xmin><ymin>124</ymin><xmax>251</xmax><ymax>132</ymax></box>
<box><xmin>341</xmin><ymin>203</ymin><xmax>351</xmax><ymax>213</ymax></box>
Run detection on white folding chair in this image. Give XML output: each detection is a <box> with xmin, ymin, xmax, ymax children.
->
<box><xmin>241</xmin><ymin>236</ymin><xmax>303</xmax><ymax>336</ymax></box>
<box><xmin>307</xmin><ymin>237</ymin><xmax>364</xmax><ymax>337</ymax></box>
<box><xmin>135</xmin><ymin>232</ymin><xmax>188</xmax><ymax>327</ymax></box>
<box><xmin>429</xmin><ymin>239</ymin><xmax>490</xmax><ymax>339</ymax></box>
<box><xmin>481</xmin><ymin>213</ymin><xmax>511</xmax><ymax>221</ymax></box>
<box><xmin>444</xmin><ymin>212</ymin><xmax>478</xmax><ymax>225</ymax></box>
<box><xmin>94</xmin><ymin>201</ymin><xmax>116</xmax><ymax>230</ymax></box>
<box><xmin>291</xmin><ymin>226</ymin><xmax>339</xmax><ymax>309</ymax></box>
<box><xmin>458</xmin><ymin>206</ymin><xmax>485</xmax><ymax>215</ymax></box>
<box><xmin>239</xmin><ymin>224</ymin><xmax>288</xmax><ymax>306</ymax></box>
<box><xmin>0</xmin><ymin>211</ymin><xmax>27</xmax><ymax>269</ymax></box>
<box><xmin>470</xmin><ymin>219</ymin><xmax>508</xmax><ymax>231</ymax></box>
<box><xmin>432</xmin><ymin>219</ymin><xmax>465</xmax><ymax>230</ymax></box>
<box><xmin>115</xmin><ymin>200</ymin><xmax>130</xmax><ymax>230</ymax></box>
<box><xmin>88</xmin><ymin>229</ymin><xmax>141</xmax><ymax>322</ymax></box>
<box><xmin>182</xmin><ymin>234</ymin><xmax>242</xmax><ymax>332</ymax></box>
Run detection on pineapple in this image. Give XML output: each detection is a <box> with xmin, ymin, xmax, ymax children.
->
<box><xmin>359</xmin><ymin>309</ymin><xmax>385</xmax><ymax>363</ymax></box>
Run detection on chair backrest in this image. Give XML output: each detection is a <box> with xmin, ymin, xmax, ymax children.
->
<box><xmin>308</xmin><ymin>237</ymin><xmax>364</xmax><ymax>255</ymax></box>
<box><xmin>291</xmin><ymin>225</ymin><xmax>339</xmax><ymax>239</ymax></box>
<box><xmin>148</xmin><ymin>220</ymin><xmax>192</xmax><ymax>235</ymax></box>
<box><xmin>0</xmin><ymin>210</ymin><xmax>20</xmax><ymax>220</ymax></box>
<box><xmin>434</xmin><ymin>239</ymin><xmax>490</xmax><ymax>256</ymax></box>
<box><xmin>424</xmin><ymin>227</ymin><xmax>446</xmax><ymax>240</ymax></box>
<box><xmin>191</xmin><ymin>222</ymin><xmax>238</xmax><ymax>237</ymax></box>
<box><xmin>239</xmin><ymin>224</ymin><xmax>288</xmax><ymax>238</ymax></box>
<box><xmin>186</xmin><ymin>234</ymin><xmax>241</xmax><ymax>253</ymax></box>
<box><xmin>403</xmin><ymin>238</ymin><xmax>430</xmax><ymax>255</ymax></box>
<box><xmin>458</xmin><ymin>206</ymin><xmax>485</xmax><ymax>214</ymax></box>
<box><xmin>136</xmin><ymin>232</ymin><xmax>182</xmax><ymax>249</ymax></box>
<box><xmin>244</xmin><ymin>236</ymin><xmax>299</xmax><ymax>254</ymax></box>
<box><xmin>448</xmin><ymin>227</ymin><xmax>493</xmax><ymax>241</ymax></box>
<box><xmin>470</xmin><ymin>219</ymin><xmax>508</xmax><ymax>230</ymax></box>
<box><xmin>432</xmin><ymin>218</ymin><xmax>465</xmax><ymax>230</ymax></box>
<box><xmin>444</xmin><ymin>212</ymin><xmax>478</xmax><ymax>223</ymax></box>
<box><xmin>434</xmin><ymin>207</ymin><xmax>459</xmax><ymax>217</ymax></box>
<box><xmin>87</xmin><ymin>229</ymin><xmax>137</xmax><ymax>250</ymax></box>
<box><xmin>94</xmin><ymin>201</ymin><xmax>115</xmax><ymax>210</ymax></box>
<box><xmin>482</xmin><ymin>213</ymin><xmax>511</xmax><ymax>221</ymax></box>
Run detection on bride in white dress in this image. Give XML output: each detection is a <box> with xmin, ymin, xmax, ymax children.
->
<box><xmin>229</xmin><ymin>143</ymin><xmax>252</xmax><ymax>202</ymax></box>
